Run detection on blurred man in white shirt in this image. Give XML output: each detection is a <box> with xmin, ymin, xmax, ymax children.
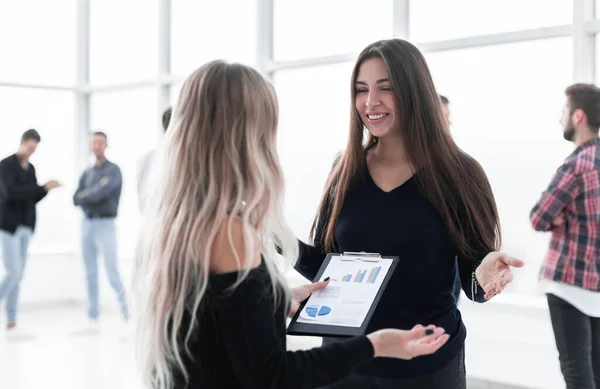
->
<box><xmin>137</xmin><ymin>107</ymin><xmax>171</xmax><ymax>212</ymax></box>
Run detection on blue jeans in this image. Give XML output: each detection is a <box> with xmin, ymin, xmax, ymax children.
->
<box><xmin>0</xmin><ymin>226</ymin><xmax>32</xmax><ymax>323</ymax></box>
<box><xmin>81</xmin><ymin>218</ymin><xmax>128</xmax><ymax>320</ymax></box>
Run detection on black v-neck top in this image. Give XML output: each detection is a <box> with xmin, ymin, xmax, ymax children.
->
<box><xmin>296</xmin><ymin>169</ymin><xmax>488</xmax><ymax>378</ymax></box>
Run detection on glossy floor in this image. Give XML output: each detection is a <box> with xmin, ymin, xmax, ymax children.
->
<box><xmin>0</xmin><ymin>301</ymin><xmax>558</xmax><ymax>389</ymax></box>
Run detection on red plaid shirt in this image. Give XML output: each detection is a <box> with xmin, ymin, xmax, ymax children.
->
<box><xmin>530</xmin><ymin>138</ymin><xmax>600</xmax><ymax>291</ymax></box>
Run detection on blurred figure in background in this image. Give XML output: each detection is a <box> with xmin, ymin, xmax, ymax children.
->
<box><xmin>73</xmin><ymin>131</ymin><xmax>128</xmax><ymax>331</ymax></box>
<box><xmin>439</xmin><ymin>94</ymin><xmax>451</xmax><ymax>126</ymax></box>
<box><xmin>137</xmin><ymin>107</ymin><xmax>172</xmax><ymax>212</ymax></box>
<box><xmin>0</xmin><ymin>129</ymin><xmax>60</xmax><ymax>332</ymax></box>
<box><xmin>530</xmin><ymin>83</ymin><xmax>600</xmax><ymax>389</ymax></box>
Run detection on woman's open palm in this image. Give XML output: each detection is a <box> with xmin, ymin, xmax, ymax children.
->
<box><xmin>475</xmin><ymin>252</ymin><xmax>525</xmax><ymax>299</ymax></box>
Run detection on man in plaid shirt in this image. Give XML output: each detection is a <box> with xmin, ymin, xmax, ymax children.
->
<box><xmin>531</xmin><ymin>83</ymin><xmax>600</xmax><ymax>389</ymax></box>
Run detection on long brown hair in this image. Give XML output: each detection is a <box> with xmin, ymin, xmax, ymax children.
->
<box><xmin>310</xmin><ymin>39</ymin><xmax>501</xmax><ymax>263</ymax></box>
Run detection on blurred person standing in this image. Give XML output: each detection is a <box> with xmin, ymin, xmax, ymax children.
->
<box><xmin>137</xmin><ymin>107</ymin><xmax>171</xmax><ymax>212</ymax></box>
<box><xmin>73</xmin><ymin>131</ymin><xmax>128</xmax><ymax>330</ymax></box>
<box><xmin>0</xmin><ymin>129</ymin><xmax>60</xmax><ymax>332</ymax></box>
<box><xmin>439</xmin><ymin>94</ymin><xmax>451</xmax><ymax>126</ymax></box>
<box><xmin>531</xmin><ymin>83</ymin><xmax>600</xmax><ymax>389</ymax></box>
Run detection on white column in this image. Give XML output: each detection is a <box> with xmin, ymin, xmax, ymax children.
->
<box><xmin>393</xmin><ymin>0</ymin><xmax>409</xmax><ymax>39</ymax></box>
<box><xmin>573</xmin><ymin>0</ymin><xmax>595</xmax><ymax>83</ymax></box>
<box><xmin>75</xmin><ymin>0</ymin><xmax>91</xmax><ymax>175</ymax></box>
<box><xmin>256</xmin><ymin>0</ymin><xmax>275</xmax><ymax>81</ymax></box>
<box><xmin>158</xmin><ymin>0</ymin><xmax>171</xmax><ymax>134</ymax></box>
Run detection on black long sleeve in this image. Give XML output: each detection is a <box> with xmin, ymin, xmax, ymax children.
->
<box><xmin>454</xmin><ymin>211</ymin><xmax>489</xmax><ymax>303</ymax></box>
<box><xmin>457</xmin><ymin>255</ymin><xmax>487</xmax><ymax>303</ymax></box>
<box><xmin>0</xmin><ymin>159</ymin><xmax>45</xmax><ymax>201</ymax></box>
<box><xmin>455</xmin><ymin>208</ymin><xmax>490</xmax><ymax>303</ymax></box>
<box><xmin>295</xmin><ymin>240</ymin><xmax>327</xmax><ymax>281</ymax></box>
<box><xmin>217</xmin><ymin>268</ymin><xmax>372</xmax><ymax>389</ymax></box>
<box><xmin>0</xmin><ymin>155</ymin><xmax>46</xmax><ymax>233</ymax></box>
<box><xmin>452</xmin><ymin>167</ymin><xmax>495</xmax><ymax>303</ymax></box>
<box><xmin>33</xmin><ymin>187</ymin><xmax>48</xmax><ymax>204</ymax></box>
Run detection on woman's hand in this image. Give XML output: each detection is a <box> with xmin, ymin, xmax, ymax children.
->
<box><xmin>367</xmin><ymin>325</ymin><xmax>450</xmax><ymax>359</ymax></box>
<box><xmin>288</xmin><ymin>278</ymin><xmax>330</xmax><ymax>318</ymax></box>
<box><xmin>475</xmin><ymin>252</ymin><xmax>525</xmax><ymax>300</ymax></box>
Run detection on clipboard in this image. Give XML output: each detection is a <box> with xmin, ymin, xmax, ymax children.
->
<box><xmin>287</xmin><ymin>252</ymin><xmax>399</xmax><ymax>338</ymax></box>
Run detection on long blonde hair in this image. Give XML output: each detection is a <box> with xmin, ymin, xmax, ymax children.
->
<box><xmin>132</xmin><ymin>60</ymin><xmax>298</xmax><ymax>389</ymax></box>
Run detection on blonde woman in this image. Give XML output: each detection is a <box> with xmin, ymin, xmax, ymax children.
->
<box><xmin>132</xmin><ymin>60</ymin><xmax>450</xmax><ymax>389</ymax></box>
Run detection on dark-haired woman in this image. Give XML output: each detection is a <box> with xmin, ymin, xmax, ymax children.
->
<box><xmin>295</xmin><ymin>39</ymin><xmax>524</xmax><ymax>389</ymax></box>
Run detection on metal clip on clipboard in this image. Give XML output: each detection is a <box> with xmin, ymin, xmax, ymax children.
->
<box><xmin>339</xmin><ymin>251</ymin><xmax>382</xmax><ymax>262</ymax></box>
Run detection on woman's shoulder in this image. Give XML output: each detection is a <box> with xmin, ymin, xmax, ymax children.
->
<box><xmin>210</xmin><ymin>217</ymin><xmax>262</xmax><ymax>275</ymax></box>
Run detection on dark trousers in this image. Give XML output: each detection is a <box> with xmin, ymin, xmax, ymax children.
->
<box><xmin>547</xmin><ymin>294</ymin><xmax>600</xmax><ymax>389</ymax></box>
<box><xmin>318</xmin><ymin>348</ymin><xmax>466</xmax><ymax>389</ymax></box>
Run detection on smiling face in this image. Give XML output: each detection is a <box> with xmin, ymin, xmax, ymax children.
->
<box><xmin>354</xmin><ymin>58</ymin><xmax>398</xmax><ymax>139</ymax></box>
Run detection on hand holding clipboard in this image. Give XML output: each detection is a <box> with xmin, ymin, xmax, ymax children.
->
<box><xmin>287</xmin><ymin>252</ymin><xmax>450</xmax><ymax>359</ymax></box>
<box><xmin>288</xmin><ymin>252</ymin><xmax>398</xmax><ymax>337</ymax></box>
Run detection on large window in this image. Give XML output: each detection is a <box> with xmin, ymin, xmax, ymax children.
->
<box><xmin>90</xmin><ymin>0</ymin><xmax>159</xmax><ymax>84</ymax></box>
<box><xmin>4</xmin><ymin>5</ymin><xmax>600</xmax><ymax>388</ymax></box>
<box><xmin>274</xmin><ymin>62</ymin><xmax>355</xmax><ymax>239</ymax></box>
<box><xmin>0</xmin><ymin>88</ymin><xmax>76</xmax><ymax>251</ymax></box>
<box><xmin>410</xmin><ymin>0</ymin><xmax>571</xmax><ymax>42</ymax></box>
<box><xmin>171</xmin><ymin>0</ymin><xmax>257</xmax><ymax>76</ymax></box>
<box><xmin>1</xmin><ymin>0</ymin><xmax>596</xmax><ymax>301</ymax></box>
<box><xmin>90</xmin><ymin>88</ymin><xmax>160</xmax><ymax>258</ymax></box>
<box><xmin>274</xmin><ymin>0</ymin><xmax>393</xmax><ymax>61</ymax></box>
<box><xmin>0</xmin><ymin>0</ymin><xmax>76</xmax><ymax>86</ymax></box>
<box><xmin>425</xmin><ymin>38</ymin><xmax>573</xmax><ymax>295</ymax></box>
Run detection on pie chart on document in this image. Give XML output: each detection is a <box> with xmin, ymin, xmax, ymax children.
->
<box><xmin>300</xmin><ymin>304</ymin><xmax>332</xmax><ymax>320</ymax></box>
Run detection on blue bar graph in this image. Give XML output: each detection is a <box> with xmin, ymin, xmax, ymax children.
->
<box><xmin>340</xmin><ymin>267</ymin><xmax>382</xmax><ymax>283</ymax></box>
<box><xmin>367</xmin><ymin>267</ymin><xmax>382</xmax><ymax>283</ymax></box>
<box><xmin>358</xmin><ymin>270</ymin><xmax>367</xmax><ymax>282</ymax></box>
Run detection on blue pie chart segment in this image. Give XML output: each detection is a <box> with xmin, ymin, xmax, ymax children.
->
<box><xmin>305</xmin><ymin>306</ymin><xmax>318</xmax><ymax>318</ymax></box>
<box><xmin>318</xmin><ymin>306</ymin><xmax>331</xmax><ymax>316</ymax></box>
<box><xmin>304</xmin><ymin>305</ymin><xmax>332</xmax><ymax>318</ymax></box>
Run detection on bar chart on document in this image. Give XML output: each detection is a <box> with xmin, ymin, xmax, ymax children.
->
<box><xmin>339</xmin><ymin>266</ymin><xmax>382</xmax><ymax>283</ymax></box>
<box><xmin>298</xmin><ymin>255</ymin><xmax>393</xmax><ymax>328</ymax></box>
